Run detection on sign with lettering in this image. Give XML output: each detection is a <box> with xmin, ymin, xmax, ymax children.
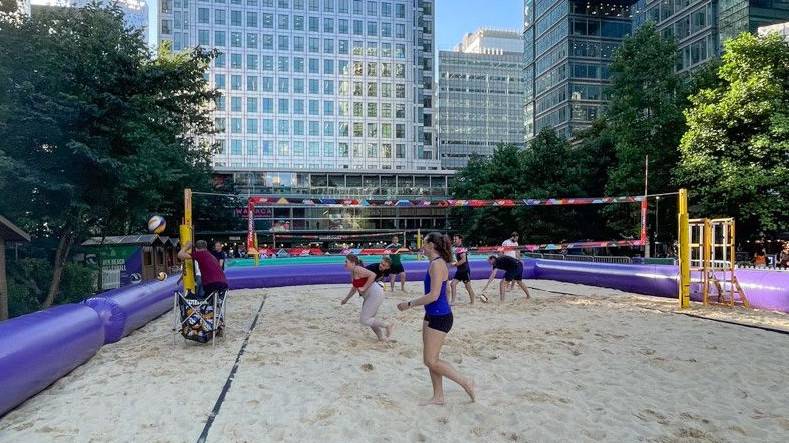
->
<box><xmin>234</xmin><ymin>207</ymin><xmax>273</xmax><ymax>219</ymax></box>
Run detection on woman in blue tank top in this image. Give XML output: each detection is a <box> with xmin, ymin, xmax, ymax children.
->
<box><xmin>397</xmin><ymin>232</ymin><xmax>476</xmax><ymax>405</ymax></box>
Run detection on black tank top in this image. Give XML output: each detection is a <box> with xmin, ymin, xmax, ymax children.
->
<box><xmin>455</xmin><ymin>248</ymin><xmax>469</xmax><ymax>272</ymax></box>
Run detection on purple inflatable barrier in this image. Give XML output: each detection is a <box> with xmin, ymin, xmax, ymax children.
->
<box><xmin>533</xmin><ymin>260</ymin><xmax>678</xmax><ymax>298</ymax></box>
<box><xmin>83</xmin><ymin>297</ymin><xmax>126</xmax><ymax>344</ymax></box>
<box><xmin>226</xmin><ymin>258</ymin><xmax>538</xmax><ymax>290</ymax></box>
<box><xmin>0</xmin><ymin>304</ymin><xmax>104</xmax><ymax>417</ymax></box>
<box><xmin>103</xmin><ymin>276</ymin><xmax>180</xmax><ymax>338</ymax></box>
<box><xmin>227</xmin><ymin>261</ymin><xmax>436</xmax><ymax>289</ymax></box>
<box><xmin>227</xmin><ymin>263</ymin><xmax>349</xmax><ymax>289</ymax></box>
<box><xmin>531</xmin><ymin>260</ymin><xmax>789</xmax><ymax>313</ymax></box>
<box><xmin>727</xmin><ymin>269</ymin><xmax>789</xmax><ymax>312</ymax></box>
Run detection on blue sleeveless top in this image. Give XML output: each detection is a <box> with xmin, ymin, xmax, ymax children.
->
<box><xmin>423</xmin><ymin>258</ymin><xmax>451</xmax><ymax>316</ymax></box>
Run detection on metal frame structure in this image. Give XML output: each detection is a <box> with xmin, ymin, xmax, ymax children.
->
<box><xmin>688</xmin><ymin>217</ymin><xmax>749</xmax><ymax>307</ymax></box>
<box><xmin>677</xmin><ymin>189</ymin><xmax>748</xmax><ymax>309</ymax></box>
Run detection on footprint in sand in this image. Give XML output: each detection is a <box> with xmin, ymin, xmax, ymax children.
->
<box><xmin>635</xmin><ymin>408</ymin><xmax>670</xmax><ymax>425</ymax></box>
<box><xmin>315</xmin><ymin>407</ymin><xmax>336</xmax><ymax>421</ymax></box>
<box><xmin>499</xmin><ymin>431</ymin><xmax>520</xmax><ymax>441</ymax></box>
<box><xmin>361</xmin><ymin>363</ymin><xmax>374</xmax><ymax>371</ymax></box>
<box><xmin>399</xmin><ymin>349</ymin><xmax>416</xmax><ymax>358</ymax></box>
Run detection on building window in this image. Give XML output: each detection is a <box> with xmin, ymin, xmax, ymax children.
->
<box><xmin>278</xmin><ymin>119</ymin><xmax>289</xmax><ymax>135</ymax></box>
<box><xmin>198</xmin><ymin>8</ymin><xmax>209</xmax><ymax>24</ymax></box>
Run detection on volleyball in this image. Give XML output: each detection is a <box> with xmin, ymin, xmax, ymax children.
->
<box><xmin>147</xmin><ymin>215</ymin><xmax>166</xmax><ymax>234</ymax></box>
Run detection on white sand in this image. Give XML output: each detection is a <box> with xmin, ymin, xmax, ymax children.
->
<box><xmin>1</xmin><ymin>280</ymin><xmax>788</xmax><ymax>442</ymax></box>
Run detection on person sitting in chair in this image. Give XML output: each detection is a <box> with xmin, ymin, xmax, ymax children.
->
<box><xmin>179</xmin><ymin>240</ymin><xmax>228</xmax><ymax>296</ymax></box>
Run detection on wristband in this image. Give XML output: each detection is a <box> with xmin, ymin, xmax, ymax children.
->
<box><xmin>407</xmin><ymin>300</ymin><xmax>413</xmax><ymax>308</ymax></box>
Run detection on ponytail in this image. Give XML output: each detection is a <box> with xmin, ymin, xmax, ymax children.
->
<box><xmin>345</xmin><ymin>253</ymin><xmax>363</xmax><ymax>266</ymax></box>
<box><xmin>425</xmin><ymin>232</ymin><xmax>452</xmax><ymax>263</ymax></box>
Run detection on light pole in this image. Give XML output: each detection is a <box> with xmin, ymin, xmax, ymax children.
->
<box><xmin>655</xmin><ymin>196</ymin><xmax>660</xmax><ymax>256</ymax></box>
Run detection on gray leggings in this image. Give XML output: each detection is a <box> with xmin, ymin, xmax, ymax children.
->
<box><xmin>360</xmin><ymin>283</ymin><xmax>386</xmax><ymax>329</ymax></box>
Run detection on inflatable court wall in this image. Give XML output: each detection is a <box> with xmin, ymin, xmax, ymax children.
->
<box><xmin>2</xmin><ymin>260</ymin><xmax>788</xmax><ymax>417</ymax></box>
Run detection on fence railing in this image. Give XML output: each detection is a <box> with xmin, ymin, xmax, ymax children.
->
<box><xmin>524</xmin><ymin>253</ymin><xmax>633</xmax><ymax>264</ymax></box>
<box><xmin>736</xmin><ymin>263</ymin><xmax>789</xmax><ymax>272</ymax></box>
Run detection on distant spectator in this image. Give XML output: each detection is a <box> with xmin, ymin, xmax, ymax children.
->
<box><xmin>779</xmin><ymin>243</ymin><xmax>789</xmax><ymax>268</ymax></box>
<box><xmin>753</xmin><ymin>248</ymin><xmax>767</xmax><ymax>268</ymax></box>
<box><xmin>502</xmin><ymin>232</ymin><xmax>520</xmax><ymax>259</ymax></box>
<box><xmin>211</xmin><ymin>241</ymin><xmax>227</xmax><ymax>269</ymax></box>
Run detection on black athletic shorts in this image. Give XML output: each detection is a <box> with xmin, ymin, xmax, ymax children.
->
<box><xmin>453</xmin><ymin>269</ymin><xmax>471</xmax><ymax>283</ymax></box>
<box><xmin>424</xmin><ymin>313</ymin><xmax>453</xmax><ymax>333</ymax></box>
<box><xmin>390</xmin><ymin>262</ymin><xmax>405</xmax><ymax>274</ymax></box>
<box><xmin>503</xmin><ymin>262</ymin><xmax>523</xmax><ymax>282</ymax></box>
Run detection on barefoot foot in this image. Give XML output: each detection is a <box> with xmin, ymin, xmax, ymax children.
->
<box><xmin>385</xmin><ymin>322</ymin><xmax>395</xmax><ymax>340</ymax></box>
<box><xmin>464</xmin><ymin>378</ymin><xmax>476</xmax><ymax>403</ymax></box>
<box><xmin>419</xmin><ymin>397</ymin><xmax>445</xmax><ymax>406</ymax></box>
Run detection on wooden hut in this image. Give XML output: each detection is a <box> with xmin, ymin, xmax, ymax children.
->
<box><xmin>81</xmin><ymin>235</ymin><xmax>169</xmax><ymax>287</ymax></box>
<box><xmin>0</xmin><ymin>216</ymin><xmax>31</xmax><ymax>320</ymax></box>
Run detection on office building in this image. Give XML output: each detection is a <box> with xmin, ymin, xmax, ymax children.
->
<box><xmin>30</xmin><ymin>0</ymin><xmax>153</xmax><ymax>45</ymax></box>
<box><xmin>160</xmin><ymin>0</ymin><xmax>440</xmax><ymax>175</ymax></box>
<box><xmin>525</xmin><ymin>0</ymin><xmax>789</xmax><ymax>140</ymax></box>
<box><xmin>214</xmin><ymin>168</ymin><xmax>453</xmax><ymax>232</ymax></box>
<box><xmin>437</xmin><ymin>29</ymin><xmax>524</xmax><ymax>169</ymax></box>
<box><xmin>631</xmin><ymin>1</ymin><xmax>789</xmax><ymax>73</ymax></box>
<box><xmin>159</xmin><ymin>0</ymin><xmax>447</xmax><ymax>233</ymax></box>
<box><xmin>523</xmin><ymin>0</ymin><xmax>632</xmax><ymax>139</ymax></box>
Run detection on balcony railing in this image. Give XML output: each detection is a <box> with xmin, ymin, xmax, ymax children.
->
<box><xmin>235</xmin><ymin>185</ymin><xmax>450</xmax><ymax>199</ymax></box>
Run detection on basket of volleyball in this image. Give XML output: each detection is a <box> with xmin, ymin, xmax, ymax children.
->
<box><xmin>147</xmin><ymin>215</ymin><xmax>166</xmax><ymax>235</ymax></box>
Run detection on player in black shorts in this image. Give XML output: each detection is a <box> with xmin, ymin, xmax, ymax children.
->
<box><xmin>385</xmin><ymin>235</ymin><xmax>407</xmax><ymax>292</ymax></box>
<box><xmin>449</xmin><ymin>234</ymin><xmax>481</xmax><ymax>305</ymax></box>
<box><xmin>481</xmin><ymin>255</ymin><xmax>531</xmax><ymax>302</ymax></box>
<box><xmin>365</xmin><ymin>257</ymin><xmax>392</xmax><ymax>282</ymax></box>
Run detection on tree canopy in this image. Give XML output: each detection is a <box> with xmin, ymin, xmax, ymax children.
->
<box><xmin>450</xmin><ymin>129</ymin><xmax>618</xmax><ymax>245</ymax></box>
<box><xmin>604</xmin><ymin>22</ymin><xmax>688</xmax><ymax>196</ymax></box>
<box><xmin>0</xmin><ymin>5</ymin><xmax>218</xmax><ymax>309</ymax></box>
<box><xmin>677</xmin><ymin>32</ymin><xmax>789</xmax><ymax>236</ymax></box>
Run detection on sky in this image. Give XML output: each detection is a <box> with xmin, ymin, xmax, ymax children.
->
<box><xmin>434</xmin><ymin>0</ymin><xmax>523</xmax><ymax>50</ymax></box>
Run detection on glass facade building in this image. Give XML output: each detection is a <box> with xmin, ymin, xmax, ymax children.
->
<box><xmin>158</xmin><ymin>0</ymin><xmax>441</xmax><ymax>174</ymax></box>
<box><xmin>437</xmin><ymin>30</ymin><xmax>524</xmax><ymax>169</ymax></box>
<box><xmin>631</xmin><ymin>0</ymin><xmax>718</xmax><ymax>72</ymax></box>
<box><xmin>719</xmin><ymin>0</ymin><xmax>789</xmax><ymax>43</ymax></box>
<box><xmin>215</xmin><ymin>168</ymin><xmax>453</xmax><ymax>231</ymax></box>
<box><xmin>526</xmin><ymin>0</ymin><xmax>788</xmax><ymax>139</ymax></box>
<box><xmin>631</xmin><ymin>0</ymin><xmax>789</xmax><ymax>72</ymax></box>
<box><xmin>524</xmin><ymin>0</ymin><xmax>632</xmax><ymax>140</ymax></box>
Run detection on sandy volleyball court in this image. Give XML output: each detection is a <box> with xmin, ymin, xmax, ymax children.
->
<box><xmin>1</xmin><ymin>281</ymin><xmax>788</xmax><ymax>442</ymax></box>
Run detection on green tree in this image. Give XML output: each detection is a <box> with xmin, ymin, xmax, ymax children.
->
<box><xmin>450</xmin><ymin>128</ymin><xmax>613</xmax><ymax>245</ymax></box>
<box><xmin>0</xmin><ymin>5</ymin><xmax>218</xmax><ymax>309</ymax></box>
<box><xmin>451</xmin><ymin>144</ymin><xmax>527</xmax><ymax>243</ymax></box>
<box><xmin>677</xmin><ymin>32</ymin><xmax>789</xmax><ymax>237</ymax></box>
<box><xmin>605</xmin><ymin>23</ymin><xmax>687</xmax><ymax>196</ymax></box>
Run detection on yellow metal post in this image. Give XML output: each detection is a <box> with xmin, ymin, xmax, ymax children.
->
<box><xmin>678</xmin><ymin>188</ymin><xmax>690</xmax><ymax>308</ymax></box>
<box><xmin>416</xmin><ymin>229</ymin><xmax>422</xmax><ymax>260</ymax></box>
<box><xmin>253</xmin><ymin>233</ymin><xmax>259</xmax><ymax>266</ymax></box>
<box><xmin>180</xmin><ymin>188</ymin><xmax>196</xmax><ymax>294</ymax></box>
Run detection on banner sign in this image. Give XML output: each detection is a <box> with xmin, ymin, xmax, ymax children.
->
<box><xmin>245</xmin><ymin>195</ymin><xmax>645</xmax><ymax>208</ymax></box>
<box><xmin>235</xmin><ymin>207</ymin><xmax>273</xmax><ymax>219</ymax></box>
